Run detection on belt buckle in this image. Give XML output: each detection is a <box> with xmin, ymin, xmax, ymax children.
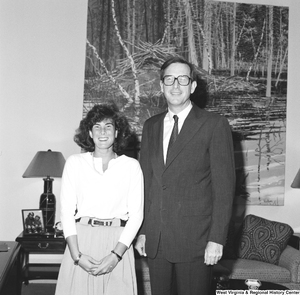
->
<box><xmin>90</xmin><ymin>218</ymin><xmax>112</xmax><ymax>227</ymax></box>
<box><xmin>90</xmin><ymin>218</ymin><xmax>100</xmax><ymax>227</ymax></box>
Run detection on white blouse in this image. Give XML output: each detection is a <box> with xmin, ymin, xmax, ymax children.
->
<box><xmin>60</xmin><ymin>152</ymin><xmax>144</xmax><ymax>248</ymax></box>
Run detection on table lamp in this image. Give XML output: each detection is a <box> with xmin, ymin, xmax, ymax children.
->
<box><xmin>23</xmin><ymin>149</ymin><xmax>65</xmax><ymax>234</ymax></box>
<box><xmin>291</xmin><ymin>168</ymin><xmax>300</xmax><ymax>189</ymax></box>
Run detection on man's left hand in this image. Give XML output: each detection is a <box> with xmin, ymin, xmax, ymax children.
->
<box><xmin>204</xmin><ymin>241</ymin><xmax>223</xmax><ymax>265</ymax></box>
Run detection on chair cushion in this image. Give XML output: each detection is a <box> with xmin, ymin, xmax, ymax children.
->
<box><xmin>219</xmin><ymin>258</ymin><xmax>291</xmax><ymax>283</ymax></box>
<box><xmin>237</xmin><ymin>214</ymin><xmax>293</xmax><ymax>265</ymax></box>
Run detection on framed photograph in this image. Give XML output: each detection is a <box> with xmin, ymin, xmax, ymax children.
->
<box><xmin>22</xmin><ymin>209</ymin><xmax>45</xmax><ymax>235</ymax></box>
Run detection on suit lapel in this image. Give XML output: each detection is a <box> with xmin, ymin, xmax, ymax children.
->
<box><xmin>152</xmin><ymin>112</ymin><xmax>166</xmax><ymax>175</ymax></box>
<box><xmin>164</xmin><ymin>106</ymin><xmax>206</xmax><ymax>170</ymax></box>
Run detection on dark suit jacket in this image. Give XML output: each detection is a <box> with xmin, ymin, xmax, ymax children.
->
<box><xmin>139</xmin><ymin>104</ymin><xmax>235</xmax><ymax>263</ymax></box>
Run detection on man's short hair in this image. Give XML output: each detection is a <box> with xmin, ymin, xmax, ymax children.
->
<box><xmin>160</xmin><ymin>56</ymin><xmax>197</xmax><ymax>81</ymax></box>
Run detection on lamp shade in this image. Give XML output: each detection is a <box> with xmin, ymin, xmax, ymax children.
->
<box><xmin>23</xmin><ymin>149</ymin><xmax>65</xmax><ymax>178</ymax></box>
<box><xmin>291</xmin><ymin>169</ymin><xmax>300</xmax><ymax>189</ymax></box>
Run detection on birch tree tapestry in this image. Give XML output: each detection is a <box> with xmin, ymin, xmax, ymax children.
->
<box><xmin>83</xmin><ymin>0</ymin><xmax>288</xmax><ymax>206</ymax></box>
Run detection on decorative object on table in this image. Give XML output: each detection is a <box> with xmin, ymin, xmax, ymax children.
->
<box><xmin>245</xmin><ymin>279</ymin><xmax>261</xmax><ymax>290</ymax></box>
<box><xmin>22</xmin><ymin>209</ymin><xmax>45</xmax><ymax>235</ymax></box>
<box><xmin>54</xmin><ymin>221</ymin><xmax>64</xmax><ymax>238</ymax></box>
<box><xmin>291</xmin><ymin>168</ymin><xmax>300</xmax><ymax>188</ymax></box>
<box><xmin>22</xmin><ymin>149</ymin><xmax>65</xmax><ymax>234</ymax></box>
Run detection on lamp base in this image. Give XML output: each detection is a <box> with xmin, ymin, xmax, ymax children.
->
<box><xmin>40</xmin><ymin>177</ymin><xmax>56</xmax><ymax>234</ymax></box>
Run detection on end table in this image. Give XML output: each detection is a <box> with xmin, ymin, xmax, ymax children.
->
<box><xmin>16</xmin><ymin>232</ymin><xmax>66</xmax><ymax>293</ymax></box>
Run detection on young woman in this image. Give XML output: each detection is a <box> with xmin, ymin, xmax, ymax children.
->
<box><xmin>55</xmin><ymin>103</ymin><xmax>144</xmax><ymax>295</ymax></box>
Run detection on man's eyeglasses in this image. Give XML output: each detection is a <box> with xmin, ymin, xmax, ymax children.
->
<box><xmin>162</xmin><ymin>75</ymin><xmax>191</xmax><ymax>86</ymax></box>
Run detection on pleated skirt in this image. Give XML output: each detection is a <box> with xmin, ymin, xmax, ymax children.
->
<box><xmin>55</xmin><ymin>223</ymin><xmax>137</xmax><ymax>295</ymax></box>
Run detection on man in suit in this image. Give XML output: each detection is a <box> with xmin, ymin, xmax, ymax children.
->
<box><xmin>135</xmin><ymin>56</ymin><xmax>235</xmax><ymax>295</ymax></box>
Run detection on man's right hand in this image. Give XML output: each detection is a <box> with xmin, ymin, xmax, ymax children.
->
<box><xmin>134</xmin><ymin>234</ymin><xmax>147</xmax><ymax>257</ymax></box>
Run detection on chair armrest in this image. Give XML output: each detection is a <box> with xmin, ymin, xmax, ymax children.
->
<box><xmin>278</xmin><ymin>245</ymin><xmax>300</xmax><ymax>283</ymax></box>
<box><xmin>288</xmin><ymin>235</ymin><xmax>300</xmax><ymax>250</ymax></box>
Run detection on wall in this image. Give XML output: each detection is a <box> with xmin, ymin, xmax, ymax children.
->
<box><xmin>0</xmin><ymin>0</ymin><xmax>300</xmax><ymax>242</ymax></box>
<box><xmin>0</xmin><ymin>0</ymin><xmax>88</xmax><ymax>240</ymax></box>
<box><xmin>217</xmin><ymin>0</ymin><xmax>300</xmax><ymax>231</ymax></box>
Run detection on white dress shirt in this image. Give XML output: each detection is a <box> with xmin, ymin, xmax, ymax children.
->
<box><xmin>163</xmin><ymin>101</ymin><xmax>193</xmax><ymax>162</ymax></box>
<box><xmin>60</xmin><ymin>153</ymin><xmax>144</xmax><ymax>248</ymax></box>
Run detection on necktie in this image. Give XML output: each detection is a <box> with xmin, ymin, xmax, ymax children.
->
<box><xmin>166</xmin><ymin>115</ymin><xmax>179</xmax><ymax>161</ymax></box>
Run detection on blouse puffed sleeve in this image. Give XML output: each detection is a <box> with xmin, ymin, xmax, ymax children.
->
<box><xmin>118</xmin><ymin>159</ymin><xmax>144</xmax><ymax>247</ymax></box>
<box><xmin>59</xmin><ymin>155</ymin><xmax>79</xmax><ymax>239</ymax></box>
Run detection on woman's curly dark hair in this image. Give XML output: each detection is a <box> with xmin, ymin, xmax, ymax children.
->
<box><xmin>74</xmin><ymin>103</ymin><xmax>132</xmax><ymax>154</ymax></box>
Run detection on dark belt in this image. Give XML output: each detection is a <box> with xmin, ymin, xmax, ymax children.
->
<box><xmin>75</xmin><ymin>217</ymin><xmax>127</xmax><ymax>227</ymax></box>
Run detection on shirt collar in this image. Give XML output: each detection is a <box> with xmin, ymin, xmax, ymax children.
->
<box><xmin>167</xmin><ymin>101</ymin><xmax>193</xmax><ymax>122</ymax></box>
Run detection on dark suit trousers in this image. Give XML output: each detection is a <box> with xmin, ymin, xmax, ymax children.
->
<box><xmin>147</xmin><ymin>237</ymin><xmax>212</xmax><ymax>295</ymax></box>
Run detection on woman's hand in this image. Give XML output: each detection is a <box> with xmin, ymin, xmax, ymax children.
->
<box><xmin>66</xmin><ymin>235</ymin><xmax>100</xmax><ymax>274</ymax></box>
<box><xmin>91</xmin><ymin>252</ymin><xmax>119</xmax><ymax>276</ymax></box>
<box><xmin>77</xmin><ymin>254</ymin><xmax>100</xmax><ymax>273</ymax></box>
